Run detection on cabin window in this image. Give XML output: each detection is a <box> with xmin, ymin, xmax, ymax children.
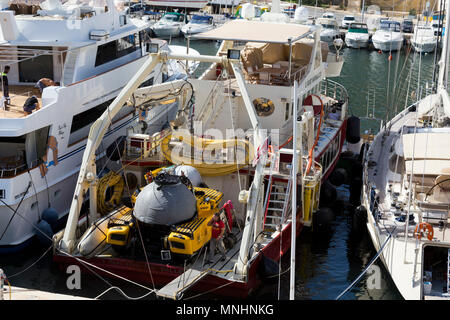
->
<box><xmin>18</xmin><ymin>46</ymin><xmax>54</xmax><ymax>83</ymax></box>
<box><xmin>285</xmin><ymin>102</ymin><xmax>290</xmax><ymax>121</ymax></box>
<box><xmin>95</xmin><ymin>33</ymin><xmax>141</xmax><ymax>67</ymax></box>
<box><xmin>68</xmin><ymin>99</ymin><xmax>134</xmax><ymax>145</ymax></box>
<box><xmin>68</xmin><ymin>99</ymin><xmax>113</xmax><ymax>145</ymax></box>
<box><xmin>0</xmin><ymin>126</ymin><xmax>50</xmax><ymax>178</ymax></box>
<box><xmin>117</xmin><ymin>34</ymin><xmax>140</xmax><ymax>58</ymax></box>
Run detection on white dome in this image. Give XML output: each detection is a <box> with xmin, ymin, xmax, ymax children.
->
<box><xmin>134</xmin><ymin>180</ymin><xmax>196</xmax><ymax>225</ymax></box>
<box><xmin>174</xmin><ymin>165</ymin><xmax>202</xmax><ymax>187</ymax></box>
<box><xmin>241</xmin><ymin>3</ymin><xmax>255</xmax><ymax>19</ymax></box>
<box><xmin>294</xmin><ymin>7</ymin><xmax>308</xmax><ymax>23</ymax></box>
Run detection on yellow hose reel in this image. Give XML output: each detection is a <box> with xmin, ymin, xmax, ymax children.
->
<box><xmin>97</xmin><ymin>171</ymin><xmax>125</xmax><ymax>216</ymax></box>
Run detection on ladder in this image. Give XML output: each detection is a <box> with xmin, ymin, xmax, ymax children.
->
<box><xmin>263</xmin><ymin>169</ymin><xmax>292</xmax><ymax>231</ymax></box>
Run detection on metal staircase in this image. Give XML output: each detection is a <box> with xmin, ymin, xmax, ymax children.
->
<box><xmin>263</xmin><ymin>161</ymin><xmax>292</xmax><ymax>231</ymax></box>
<box><xmin>61</xmin><ymin>48</ymin><xmax>79</xmax><ymax>86</ymax></box>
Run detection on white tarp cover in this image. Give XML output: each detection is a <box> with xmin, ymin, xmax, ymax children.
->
<box><xmin>133</xmin><ymin>181</ymin><xmax>197</xmax><ymax>225</ymax></box>
<box><xmin>193</xmin><ymin>19</ymin><xmax>312</xmax><ymax>43</ymax></box>
<box><xmin>405</xmin><ymin>159</ymin><xmax>450</xmax><ymax>176</ymax></box>
<box><xmin>402</xmin><ymin>132</ymin><xmax>450</xmax><ymax>160</ymax></box>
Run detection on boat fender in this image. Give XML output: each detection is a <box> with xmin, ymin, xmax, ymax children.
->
<box><xmin>36</xmin><ymin>220</ymin><xmax>53</xmax><ymax>246</ymax></box>
<box><xmin>41</xmin><ymin>207</ymin><xmax>58</xmax><ymax>230</ymax></box>
<box><xmin>106</xmin><ymin>136</ymin><xmax>127</xmax><ymax>162</ymax></box>
<box><xmin>329</xmin><ymin>168</ymin><xmax>348</xmax><ymax>186</ymax></box>
<box><xmin>313</xmin><ymin>207</ymin><xmax>334</xmax><ymax>233</ymax></box>
<box><xmin>352</xmin><ymin>205</ymin><xmax>367</xmax><ymax>232</ymax></box>
<box><xmin>349</xmin><ymin>177</ymin><xmax>363</xmax><ymax>206</ymax></box>
<box><xmin>414</xmin><ymin>223</ymin><xmax>434</xmax><ymax>241</ymax></box>
<box><xmin>346</xmin><ymin>116</ymin><xmax>360</xmax><ymax>144</ymax></box>
<box><xmin>320</xmin><ymin>181</ymin><xmax>337</xmax><ymax>205</ymax></box>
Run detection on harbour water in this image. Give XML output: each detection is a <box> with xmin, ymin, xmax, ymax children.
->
<box><xmin>0</xmin><ymin>38</ymin><xmax>439</xmax><ymax>300</ymax></box>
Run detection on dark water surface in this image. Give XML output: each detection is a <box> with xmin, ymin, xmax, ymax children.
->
<box><xmin>0</xmin><ymin>37</ymin><xmax>439</xmax><ymax>300</ymax></box>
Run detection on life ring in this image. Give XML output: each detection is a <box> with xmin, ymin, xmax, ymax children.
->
<box><xmin>253</xmin><ymin>98</ymin><xmax>275</xmax><ymax>116</ymax></box>
<box><xmin>414</xmin><ymin>222</ymin><xmax>434</xmax><ymax>241</ymax></box>
<box><xmin>97</xmin><ymin>171</ymin><xmax>124</xmax><ymax>215</ymax></box>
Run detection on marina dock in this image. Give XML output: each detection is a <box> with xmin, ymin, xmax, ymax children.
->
<box><xmin>2</xmin><ymin>286</ymin><xmax>91</xmax><ymax>300</ymax></box>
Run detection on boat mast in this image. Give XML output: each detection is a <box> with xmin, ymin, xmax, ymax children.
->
<box><xmin>438</xmin><ymin>0</ymin><xmax>450</xmax><ymax>91</ymax></box>
<box><xmin>289</xmin><ymin>81</ymin><xmax>299</xmax><ymax>300</ymax></box>
<box><xmin>361</xmin><ymin>0</ymin><xmax>365</xmax><ymax>22</ymax></box>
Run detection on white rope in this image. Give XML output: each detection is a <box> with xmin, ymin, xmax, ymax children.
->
<box><xmin>94</xmin><ymin>286</ymin><xmax>155</xmax><ymax>300</ymax></box>
<box><xmin>227</xmin><ymin>77</ymin><xmax>242</xmax><ymax>192</ymax></box>
<box><xmin>6</xmin><ymin>244</ymin><xmax>53</xmax><ymax>279</ymax></box>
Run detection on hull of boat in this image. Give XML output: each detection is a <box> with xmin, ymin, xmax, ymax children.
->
<box><xmin>372</xmin><ymin>39</ymin><xmax>403</xmax><ymax>51</ymax></box>
<box><xmin>345</xmin><ymin>36</ymin><xmax>369</xmax><ymax>48</ymax></box>
<box><xmin>52</xmin><ymin>117</ymin><xmax>347</xmax><ymax>297</ymax></box>
<box><xmin>53</xmin><ymin>210</ymin><xmax>304</xmax><ymax>298</ymax></box>
<box><xmin>362</xmin><ymin>108</ymin><xmax>422</xmax><ymax>300</ymax></box>
<box><xmin>411</xmin><ymin>41</ymin><xmax>436</xmax><ymax>53</ymax></box>
<box><xmin>152</xmin><ymin>26</ymin><xmax>182</xmax><ymax>38</ymax></box>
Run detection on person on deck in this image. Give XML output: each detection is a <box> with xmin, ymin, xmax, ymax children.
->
<box><xmin>2</xmin><ymin>66</ymin><xmax>10</xmax><ymax>108</ymax></box>
<box><xmin>206</xmin><ymin>212</ymin><xmax>226</xmax><ymax>264</ymax></box>
<box><xmin>23</xmin><ymin>95</ymin><xmax>40</xmax><ymax>115</ymax></box>
<box><xmin>35</xmin><ymin>78</ymin><xmax>56</xmax><ymax>94</ymax></box>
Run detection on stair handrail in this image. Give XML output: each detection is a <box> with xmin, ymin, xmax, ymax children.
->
<box><xmin>281</xmin><ymin>165</ymin><xmax>293</xmax><ymax>225</ymax></box>
<box><xmin>262</xmin><ymin>151</ymin><xmax>278</xmax><ymax>230</ymax></box>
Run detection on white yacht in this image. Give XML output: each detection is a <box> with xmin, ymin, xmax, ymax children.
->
<box><xmin>317</xmin><ymin>17</ymin><xmax>341</xmax><ymax>43</ymax></box>
<box><xmin>362</xmin><ymin>0</ymin><xmax>450</xmax><ymax>300</ymax></box>
<box><xmin>0</xmin><ymin>0</ymin><xmax>183</xmax><ymax>251</ymax></box>
<box><xmin>181</xmin><ymin>14</ymin><xmax>214</xmax><ymax>37</ymax></box>
<box><xmin>345</xmin><ymin>22</ymin><xmax>370</xmax><ymax>48</ymax></box>
<box><xmin>372</xmin><ymin>20</ymin><xmax>404</xmax><ymax>51</ymax></box>
<box><xmin>144</xmin><ymin>0</ymin><xmax>208</xmax><ymax>10</ymax></box>
<box><xmin>411</xmin><ymin>25</ymin><xmax>437</xmax><ymax>53</ymax></box>
<box><xmin>151</xmin><ymin>12</ymin><xmax>186</xmax><ymax>38</ymax></box>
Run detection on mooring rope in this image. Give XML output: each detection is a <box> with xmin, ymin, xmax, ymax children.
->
<box><xmin>335</xmin><ymin>227</ymin><xmax>396</xmax><ymax>300</ymax></box>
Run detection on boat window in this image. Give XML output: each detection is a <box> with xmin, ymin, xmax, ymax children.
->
<box><xmin>68</xmin><ymin>99</ymin><xmax>113</xmax><ymax>144</ymax></box>
<box><xmin>162</xmin><ymin>14</ymin><xmax>182</xmax><ymax>22</ymax></box>
<box><xmin>18</xmin><ymin>46</ymin><xmax>54</xmax><ymax>83</ymax></box>
<box><xmin>321</xmin><ymin>24</ymin><xmax>336</xmax><ymax>29</ymax></box>
<box><xmin>380</xmin><ymin>22</ymin><xmax>400</xmax><ymax>32</ymax></box>
<box><xmin>95</xmin><ymin>33</ymin><xmax>141</xmax><ymax>67</ymax></box>
<box><xmin>0</xmin><ymin>126</ymin><xmax>50</xmax><ymax>178</ymax></box>
<box><xmin>285</xmin><ymin>102</ymin><xmax>290</xmax><ymax>121</ymax></box>
<box><xmin>191</xmin><ymin>16</ymin><xmax>212</xmax><ymax>24</ymax></box>
<box><xmin>349</xmin><ymin>24</ymin><xmax>368</xmax><ymax>33</ymax></box>
<box><xmin>68</xmin><ymin>98</ymin><xmax>134</xmax><ymax>145</ymax></box>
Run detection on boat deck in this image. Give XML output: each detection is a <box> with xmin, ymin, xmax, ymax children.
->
<box><xmin>0</xmin><ymin>85</ymin><xmax>41</xmax><ymax>119</ymax></box>
<box><xmin>366</xmin><ymin>108</ymin><xmax>450</xmax><ymax>243</ymax></box>
<box><xmin>364</xmin><ymin>104</ymin><xmax>450</xmax><ymax>299</ymax></box>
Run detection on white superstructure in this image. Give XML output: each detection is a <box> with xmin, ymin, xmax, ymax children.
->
<box><xmin>0</xmin><ymin>0</ymin><xmax>180</xmax><ymax>250</ymax></box>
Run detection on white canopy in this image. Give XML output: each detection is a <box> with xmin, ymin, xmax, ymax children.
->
<box><xmin>402</xmin><ymin>132</ymin><xmax>450</xmax><ymax>160</ymax></box>
<box><xmin>193</xmin><ymin>20</ymin><xmax>312</xmax><ymax>43</ymax></box>
<box><xmin>405</xmin><ymin>159</ymin><xmax>450</xmax><ymax>176</ymax></box>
